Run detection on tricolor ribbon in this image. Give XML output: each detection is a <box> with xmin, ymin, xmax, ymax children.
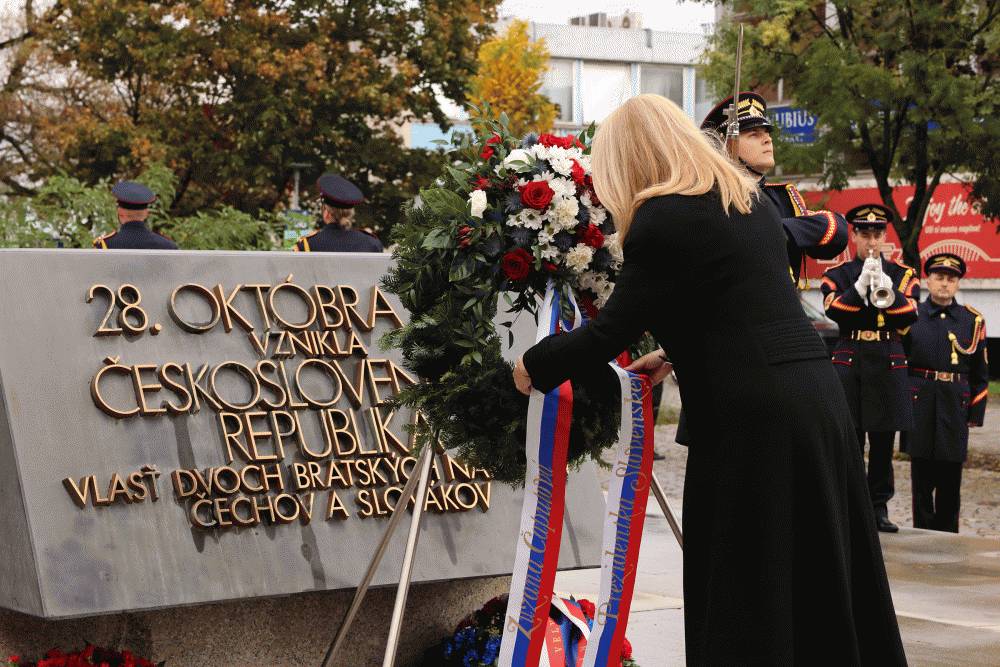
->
<box><xmin>500</xmin><ymin>283</ymin><xmax>654</xmax><ymax>667</ymax></box>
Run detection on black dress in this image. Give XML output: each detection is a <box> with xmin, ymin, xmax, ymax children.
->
<box><xmin>522</xmin><ymin>192</ymin><xmax>907</xmax><ymax>665</ymax></box>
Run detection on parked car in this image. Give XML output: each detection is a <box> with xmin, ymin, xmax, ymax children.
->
<box><xmin>800</xmin><ymin>294</ymin><xmax>839</xmax><ymax>353</ymax></box>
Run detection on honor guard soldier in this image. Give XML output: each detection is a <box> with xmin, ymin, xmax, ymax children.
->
<box><xmin>701</xmin><ymin>92</ymin><xmax>847</xmax><ymax>284</ymax></box>
<box><xmin>293</xmin><ymin>173</ymin><xmax>383</xmax><ymax>253</ymax></box>
<box><xmin>902</xmin><ymin>253</ymin><xmax>988</xmax><ymax>532</ymax></box>
<box><xmin>821</xmin><ymin>204</ymin><xmax>919</xmax><ymax>532</ymax></box>
<box><xmin>93</xmin><ymin>181</ymin><xmax>177</xmax><ymax>249</ymax></box>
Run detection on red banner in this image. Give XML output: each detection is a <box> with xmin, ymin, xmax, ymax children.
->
<box><xmin>800</xmin><ymin>183</ymin><xmax>999</xmax><ymax>279</ymax></box>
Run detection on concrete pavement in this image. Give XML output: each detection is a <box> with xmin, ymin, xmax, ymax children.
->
<box><xmin>555</xmin><ymin>496</ymin><xmax>1000</xmax><ymax>665</ymax></box>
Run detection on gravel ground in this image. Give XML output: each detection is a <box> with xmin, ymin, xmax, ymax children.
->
<box><xmin>638</xmin><ymin>403</ymin><xmax>1000</xmax><ymax>538</ymax></box>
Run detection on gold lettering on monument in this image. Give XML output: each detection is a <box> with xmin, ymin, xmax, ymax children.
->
<box><xmin>66</xmin><ymin>280</ymin><xmax>492</xmax><ymax>530</ymax></box>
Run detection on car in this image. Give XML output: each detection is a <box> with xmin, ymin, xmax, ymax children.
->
<box><xmin>800</xmin><ymin>294</ymin><xmax>840</xmax><ymax>353</ymax></box>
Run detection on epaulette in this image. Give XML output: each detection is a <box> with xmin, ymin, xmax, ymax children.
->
<box><xmin>294</xmin><ymin>229</ymin><xmax>320</xmax><ymax>252</ymax></box>
<box><xmin>966</xmin><ymin>304</ymin><xmax>984</xmax><ymax>319</ymax></box>
<box><xmin>823</xmin><ymin>259</ymin><xmax>850</xmax><ymax>273</ymax></box>
<box><xmin>92</xmin><ymin>231</ymin><xmax>116</xmax><ymax>249</ymax></box>
<box><xmin>892</xmin><ymin>258</ymin><xmax>917</xmax><ymax>273</ymax></box>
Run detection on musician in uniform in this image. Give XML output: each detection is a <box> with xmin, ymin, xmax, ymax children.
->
<box><xmin>293</xmin><ymin>173</ymin><xmax>383</xmax><ymax>253</ymax></box>
<box><xmin>92</xmin><ymin>181</ymin><xmax>177</xmax><ymax>250</ymax></box>
<box><xmin>821</xmin><ymin>204</ymin><xmax>919</xmax><ymax>532</ymax></box>
<box><xmin>902</xmin><ymin>253</ymin><xmax>988</xmax><ymax>532</ymax></box>
<box><xmin>701</xmin><ymin>91</ymin><xmax>848</xmax><ymax>284</ymax></box>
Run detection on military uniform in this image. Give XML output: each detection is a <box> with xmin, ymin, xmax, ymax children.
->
<box><xmin>294</xmin><ymin>173</ymin><xmax>383</xmax><ymax>253</ymax></box>
<box><xmin>700</xmin><ymin>92</ymin><xmax>848</xmax><ymax>283</ymax></box>
<box><xmin>902</xmin><ymin>253</ymin><xmax>988</xmax><ymax>532</ymax></box>
<box><xmin>821</xmin><ymin>204</ymin><xmax>918</xmax><ymax>529</ymax></box>
<box><xmin>93</xmin><ymin>181</ymin><xmax>177</xmax><ymax>250</ymax></box>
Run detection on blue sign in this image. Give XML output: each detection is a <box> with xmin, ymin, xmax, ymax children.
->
<box><xmin>768</xmin><ymin>105</ymin><xmax>817</xmax><ymax>144</ymax></box>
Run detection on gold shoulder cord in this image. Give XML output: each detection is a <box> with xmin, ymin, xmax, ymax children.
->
<box><xmin>948</xmin><ymin>315</ymin><xmax>983</xmax><ymax>365</ymax></box>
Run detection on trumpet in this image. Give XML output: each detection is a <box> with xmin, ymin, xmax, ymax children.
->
<box><xmin>868</xmin><ymin>249</ymin><xmax>894</xmax><ymax>308</ymax></box>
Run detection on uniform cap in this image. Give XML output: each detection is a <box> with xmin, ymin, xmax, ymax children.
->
<box><xmin>111</xmin><ymin>181</ymin><xmax>156</xmax><ymax>210</ymax></box>
<box><xmin>317</xmin><ymin>173</ymin><xmax>364</xmax><ymax>209</ymax></box>
<box><xmin>924</xmin><ymin>252</ymin><xmax>966</xmax><ymax>278</ymax></box>
<box><xmin>700</xmin><ymin>91</ymin><xmax>774</xmax><ymax>135</ymax></box>
<box><xmin>845</xmin><ymin>203</ymin><xmax>893</xmax><ymax>230</ymax></box>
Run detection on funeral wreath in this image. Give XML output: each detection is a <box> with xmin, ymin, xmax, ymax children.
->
<box><xmin>382</xmin><ymin>111</ymin><xmax>632</xmax><ymax>483</ymax></box>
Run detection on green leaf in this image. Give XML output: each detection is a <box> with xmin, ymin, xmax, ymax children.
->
<box><xmin>422</xmin><ymin>227</ymin><xmax>453</xmax><ymax>249</ymax></box>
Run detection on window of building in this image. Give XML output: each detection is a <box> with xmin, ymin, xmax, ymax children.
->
<box><xmin>640</xmin><ymin>65</ymin><xmax>684</xmax><ymax>107</ymax></box>
<box><xmin>695</xmin><ymin>75</ymin><xmax>716</xmax><ymax>125</ymax></box>
<box><xmin>542</xmin><ymin>59</ymin><xmax>575</xmax><ymax>123</ymax></box>
<box><xmin>581</xmin><ymin>62</ymin><xmax>632</xmax><ymax>123</ymax></box>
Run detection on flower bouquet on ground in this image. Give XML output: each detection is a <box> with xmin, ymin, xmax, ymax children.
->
<box><xmin>4</xmin><ymin>645</ymin><xmax>158</xmax><ymax>667</ymax></box>
<box><xmin>417</xmin><ymin>594</ymin><xmax>640</xmax><ymax>667</ymax></box>
<box><xmin>382</xmin><ymin>110</ymin><xmax>629</xmax><ymax>483</ymax></box>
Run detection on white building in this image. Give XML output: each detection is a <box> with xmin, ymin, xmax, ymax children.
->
<box><xmin>404</xmin><ymin>15</ymin><xmax>713</xmax><ymax>149</ymax></box>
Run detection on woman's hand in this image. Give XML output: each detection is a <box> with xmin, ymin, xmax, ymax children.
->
<box><xmin>625</xmin><ymin>350</ymin><xmax>673</xmax><ymax>386</ymax></box>
<box><xmin>513</xmin><ymin>356</ymin><xmax>533</xmax><ymax>395</ymax></box>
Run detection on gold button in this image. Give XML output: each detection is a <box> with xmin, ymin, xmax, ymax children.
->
<box><xmin>940</xmin><ymin>313</ymin><xmax>946</xmax><ymax>319</ymax></box>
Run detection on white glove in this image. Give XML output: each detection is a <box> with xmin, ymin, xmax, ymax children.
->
<box><xmin>878</xmin><ymin>272</ymin><xmax>893</xmax><ymax>291</ymax></box>
<box><xmin>854</xmin><ymin>271</ymin><xmax>872</xmax><ymax>301</ymax></box>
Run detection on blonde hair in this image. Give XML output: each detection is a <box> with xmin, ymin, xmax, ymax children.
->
<box><xmin>591</xmin><ymin>94</ymin><xmax>759</xmax><ymax>238</ymax></box>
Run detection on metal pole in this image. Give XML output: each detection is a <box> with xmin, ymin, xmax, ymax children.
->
<box><xmin>321</xmin><ymin>444</ymin><xmax>433</xmax><ymax>667</ymax></box>
<box><xmin>381</xmin><ymin>441</ymin><xmax>435</xmax><ymax>667</ymax></box>
<box><xmin>650</xmin><ymin>471</ymin><xmax>683</xmax><ymax>549</ymax></box>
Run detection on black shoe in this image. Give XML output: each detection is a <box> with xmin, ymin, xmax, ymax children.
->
<box><xmin>876</xmin><ymin>515</ymin><xmax>899</xmax><ymax>533</ymax></box>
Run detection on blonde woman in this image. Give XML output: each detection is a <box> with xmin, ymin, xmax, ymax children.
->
<box><xmin>513</xmin><ymin>95</ymin><xmax>906</xmax><ymax>665</ymax></box>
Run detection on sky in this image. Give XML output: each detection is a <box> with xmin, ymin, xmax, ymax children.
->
<box><xmin>498</xmin><ymin>0</ymin><xmax>716</xmax><ymax>33</ymax></box>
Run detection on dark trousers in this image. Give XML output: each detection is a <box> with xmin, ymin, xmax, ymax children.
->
<box><xmin>856</xmin><ymin>430</ymin><xmax>895</xmax><ymax>513</ymax></box>
<box><xmin>911</xmin><ymin>458</ymin><xmax>963</xmax><ymax>533</ymax></box>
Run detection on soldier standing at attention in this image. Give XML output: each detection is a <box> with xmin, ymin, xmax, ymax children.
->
<box><xmin>93</xmin><ymin>181</ymin><xmax>178</xmax><ymax>250</ymax></box>
<box><xmin>821</xmin><ymin>204</ymin><xmax>919</xmax><ymax>532</ymax></box>
<box><xmin>294</xmin><ymin>174</ymin><xmax>383</xmax><ymax>253</ymax></box>
<box><xmin>903</xmin><ymin>253</ymin><xmax>988</xmax><ymax>533</ymax></box>
<box><xmin>701</xmin><ymin>91</ymin><xmax>848</xmax><ymax>284</ymax></box>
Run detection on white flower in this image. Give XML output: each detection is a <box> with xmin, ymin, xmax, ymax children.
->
<box><xmin>537</xmin><ymin>228</ymin><xmax>554</xmax><ymax>246</ymax></box>
<box><xmin>547</xmin><ymin>177</ymin><xmax>577</xmax><ymax>200</ymax></box>
<box><xmin>540</xmin><ymin>245</ymin><xmax>560</xmax><ymax>260</ymax></box>
<box><xmin>548</xmin><ymin>197</ymin><xmax>580</xmax><ymax>231</ymax></box>
<box><xmin>507</xmin><ymin>209</ymin><xmax>544</xmax><ymax>230</ymax></box>
<box><xmin>469</xmin><ymin>189</ymin><xmax>487</xmax><ymax>218</ymax></box>
<box><xmin>604</xmin><ymin>232</ymin><xmax>623</xmax><ymax>263</ymax></box>
<box><xmin>588</xmin><ymin>205</ymin><xmax>607</xmax><ymax>227</ymax></box>
<box><xmin>503</xmin><ymin>149</ymin><xmax>534</xmax><ymax>172</ymax></box>
<box><xmin>565</xmin><ymin>244</ymin><xmax>594</xmax><ymax>273</ymax></box>
<box><xmin>549</xmin><ymin>155</ymin><xmax>575</xmax><ymax>177</ymax></box>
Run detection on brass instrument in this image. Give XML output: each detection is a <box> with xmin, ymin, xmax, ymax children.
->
<box><xmin>868</xmin><ymin>249</ymin><xmax>894</xmax><ymax>309</ymax></box>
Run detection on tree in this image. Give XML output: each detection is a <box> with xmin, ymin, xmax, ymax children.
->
<box><xmin>0</xmin><ymin>162</ymin><xmax>275</xmax><ymax>249</ymax></box>
<box><xmin>468</xmin><ymin>19</ymin><xmax>557</xmax><ymax>137</ymax></box>
<box><xmin>702</xmin><ymin>1</ymin><xmax>1000</xmax><ymax>269</ymax></box>
<box><xmin>1</xmin><ymin>0</ymin><xmax>500</xmax><ymax>240</ymax></box>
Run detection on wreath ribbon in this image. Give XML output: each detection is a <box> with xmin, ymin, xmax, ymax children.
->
<box><xmin>500</xmin><ymin>283</ymin><xmax>654</xmax><ymax>667</ymax></box>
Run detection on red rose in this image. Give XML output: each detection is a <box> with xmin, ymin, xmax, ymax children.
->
<box><xmin>621</xmin><ymin>637</ymin><xmax>633</xmax><ymax>660</ymax></box>
<box><xmin>579</xmin><ymin>295</ymin><xmax>598</xmax><ymax>319</ymax></box>
<box><xmin>543</xmin><ymin>261</ymin><xmax>558</xmax><ymax>273</ymax></box>
<box><xmin>578</xmin><ymin>598</ymin><xmax>596</xmax><ymax>620</ymax></box>
<box><xmin>473</xmin><ymin>175</ymin><xmax>490</xmax><ymax>190</ymax></box>
<box><xmin>502</xmin><ymin>248</ymin><xmax>533</xmax><ymax>281</ymax></box>
<box><xmin>480</xmin><ymin>134</ymin><xmax>501</xmax><ymax>160</ymax></box>
<box><xmin>519</xmin><ymin>181</ymin><xmax>555</xmax><ymax>210</ymax></box>
<box><xmin>580</xmin><ymin>224</ymin><xmax>604</xmax><ymax>249</ymax></box>
<box><xmin>570</xmin><ymin>159</ymin><xmax>586</xmax><ymax>186</ymax></box>
<box><xmin>457</xmin><ymin>225</ymin><xmax>473</xmax><ymax>248</ymax></box>
<box><xmin>8</xmin><ymin>657</ymin><xmax>19</xmax><ymax>665</ymax></box>
<box><xmin>539</xmin><ymin>133</ymin><xmax>583</xmax><ymax>149</ymax></box>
